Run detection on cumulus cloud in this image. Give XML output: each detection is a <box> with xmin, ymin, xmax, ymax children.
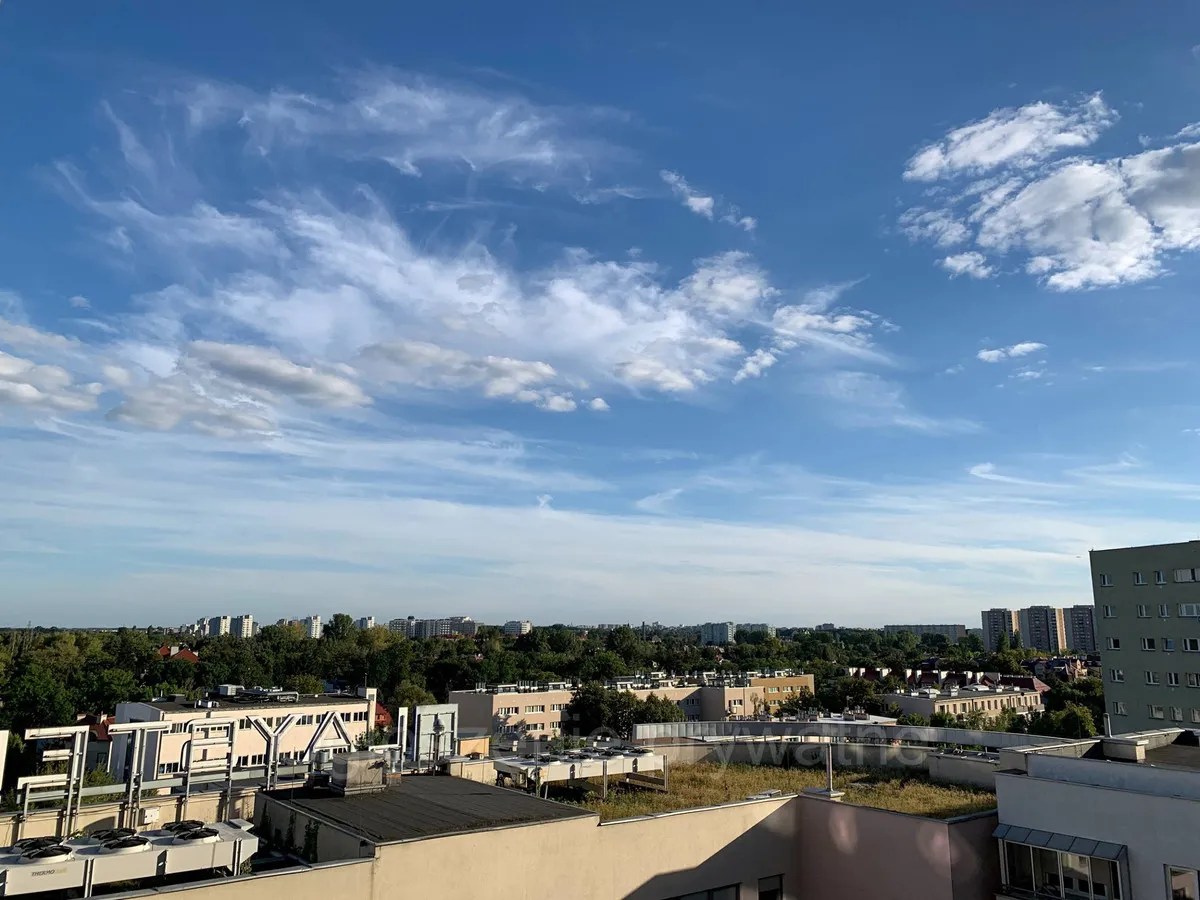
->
<box><xmin>189</xmin><ymin>341</ymin><xmax>369</xmax><ymax>408</ymax></box>
<box><xmin>904</xmin><ymin>94</ymin><xmax>1115</xmax><ymax>181</ymax></box>
<box><xmin>68</xmin><ymin>295</ymin><xmax>90</xmax><ymax>309</ymax></box>
<box><xmin>0</xmin><ymin>349</ymin><xmax>100</xmax><ymax>413</ymax></box>
<box><xmin>587</xmin><ymin>397</ymin><xmax>609</xmax><ymax>411</ymax></box>
<box><xmin>901</xmin><ymin>93</ymin><xmax>1200</xmax><ymax>290</ymax></box>
<box><xmin>939</xmin><ymin>251</ymin><xmax>994</xmax><ymax>279</ymax></box>
<box><xmin>977</xmin><ymin>341</ymin><xmax>1046</xmax><ymax>363</ymax></box>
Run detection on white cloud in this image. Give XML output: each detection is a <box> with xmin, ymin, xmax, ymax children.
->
<box><xmin>733</xmin><ymin>348</ymin><xmax>779</xmax><ymax>383</ymax></box>
<box><xmin>939</xmin><ymin>251</ymin><xmax>994</xmax><ymax>279</ymax></box>
<box><xmin>660</xmin><ymin>170</ymin><xmax>715</xmax><ymax>219</ymax></box>
<box><xmin>587</xmin><ymin>397</ymin><xmax>610</xmax><ymax>411</ymax></box>
<box><xmin>902</xmin><ymin>95</ymin><xmax>1200</xmax><ymax>290</ymax></box>
<box><xmin>976</xmin><ymin>341</ymin><xmax>1046</xmax><ymax>363</ymax></box>
<box><xmin>722</xmin><ymin>213</ymin><xmax>757</xmax><ymax>232</ymax></box>
<box><xmin>904</xmin><ymin>93</ymin><xmax>1114</xmax><ymax>181</ymax></box>
<box><xmin>813</xmin><ymin>371</ymin><xmax>980</xmax><ymax>434</ymax></box>
<box><xmin>189</xmin><ymin>341</ymin><xmax>370</xmax><ymax>408</ymax></box>
<box><xmin>0</xmin><ymin>349</ymin><xmax>99</xmax><ymax>412</ymax></box>
<box><xmin>68</xmin><ymin>295</ymin><xmax>90</xmax><ymax>309</ymax></box>
<box><xmin>0</xmin><ymin>316</ymin><xmax>79</xmax><ymax>351</ymax></box>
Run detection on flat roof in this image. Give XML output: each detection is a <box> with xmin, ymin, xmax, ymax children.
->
<box><xmin>144</xmin><ymin>694</ymin><xmax>366</xmax><ymax>714</ymax></box>
<box><xmin>1143</xmin><ymin>742</ymin><xmax>1200</xmax><ymax>772</ymax></box>
<box><xmin>263</xmin><ymin>775</ymin><xmax>595</xmax><ymax>843</ymax></box>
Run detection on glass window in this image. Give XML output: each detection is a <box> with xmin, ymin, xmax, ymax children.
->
<box><xmin>1162</xmin><ymin>604</ymin><xmax>1172</xmax><ymax>617</ymax></box>
<box><xmin>1169</xmin><ymin>866</ymin><xmax>1197</xmax><ymax>900</ymax></box>
<box><xmin>1006</xmin><ymin>842</ymin><xmax>1034</xmax><ymax>892</ymax></box>
<box><xmin>1092</xmin><ymin>858</ymin><xmax>1121</xmax><ymax>899</ymax></box>
<box><xmin>1032</xmin><ymin>846</ymin><xmax>1061</xmax><ymax>897</ymax></box>
<box><xmin>1157</xmin><ymin>570</ymin><xmax>1168</xmax><ymax>585</ymax></box>
<box><xmin>1134</xmin><ymin>572</ymin><xmax>1147</xmax><ymax>585</ymax></box>
<box><xmin>757</xmin><ymin>875</ymin><xmax>782</xmax><ymax>900</ymax></box>
<box><xmin>1138</xmin><ymin>605</ymin><xmax>1151</xmax><ymax>618</ymax></box>
<box><xmin>1062</xmin><ymin>853</ymin><xmax>1091</xmax><ymax>898</ymax></box>
<box><xmin>1107</xmin><ymin>637</ymin><xmax>1121</xmax><ymax>650</ymax></box>
<box><xmin>1100</xmin><ymin>574</ymin><xmax>1113</xmax><ymax>587</ymax></box>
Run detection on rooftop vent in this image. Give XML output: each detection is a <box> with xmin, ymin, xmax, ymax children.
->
<box><xmin>330</xmin><ymin>751</ymin><xmax>387</xmax><ymax>796</ymax></box>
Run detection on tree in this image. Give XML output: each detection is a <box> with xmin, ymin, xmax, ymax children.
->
<box><xmin>389</xmin><ymin>681</ymin><xmax>435</xmax><ymax>710</ymax></box>
<box><xmin>563</xmin><ymin>683</ymin><xmax>610</xmax><ymax>737</ymax></box>
<box><xmin>929</xmin><ymin>711</ymin><xmax>956</xmax><ymax>728</ymax></box>
<box><xmin>775</xmin><ymin>688</ymin><xmax>817</xmax><ymax>717</ymax></box>
<box><xmin>994</xmin><ymin>632</ymin><xmax>1010</xmax><ymax>653</ymax></box>
<box><xmin>636</xmin><ymin>692</ymin><xmax>685</xmax><ymax>725</ymax></box>
<box><xmin>1058</xmin><ymin>703</ymin><xmax>1098</xmax><ymax>738</ymax></box>
<box><xmin>322</xmin><ymin>614</ymin><xmax>357</xmax><ymax>643</ymax></box>
<box><xmin>2</xmin><ymin>661</ymin><xmax>75</xmax><ymax>732</ymax></box>
<box><xmin>896</xmin><ymin>712</ymin><xmax>928</xmax><ymax>726</ymax></box>
<box><xmin>287</xmin><ymin>674</ymin><xmax>325</xmax><ymax>695</ymax></box>
<box><xmin>78</xmin><ymin>667</ymin><xmax>148</xmax><ymax>714</ymax></box>
<box><xmin>960</xmin><ymin>708</ymin><xmax>989</xmax><ymax>730</ymax></box>
<box><xmin>960</xmin><ymin>633</ymin><xmax>985</xmax><ymax>654</ymax></box>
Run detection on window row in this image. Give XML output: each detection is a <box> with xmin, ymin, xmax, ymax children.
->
<box><xmin>1000</xmin><ymin>841</ymin><xmax>1120</xmax><ymax>899</ymax></box>
<box><xmin>1106</xmin><ymin>668</ymin><xmax>1200</xmax><ymax>686</ymax></box>
<box><xmin>1100</xmin><ymin>603</ymin><xmax>1200</xmax><ymax>619</ymax></box>
<box><xmin>1109</xmin><ymin>699</ymin><xmax>1200</xmax><ymax>723</ymax></box>
<box><xmin>1100</xmin><ymin>569</ymin><xmax>1200</xmax><ymax>587</ymax></box>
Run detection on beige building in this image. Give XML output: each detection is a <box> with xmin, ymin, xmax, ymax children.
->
<box><xmin>883</xmin><ymin>685</ymin><xmax>1042</xmax><ymax>721</ymax></box>
<box><xmin>450</xmin><ymin>673</ymin><xmax>815</xmax><ymax>737</ymax></box>
<box><xmin>112</xmin><ymin>687</ymin><xmax>376</xmax><ymax>780</ymax></box>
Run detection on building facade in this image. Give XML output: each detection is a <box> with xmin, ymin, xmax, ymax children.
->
<box><xmin>356</xmin><ymin>616</ymin><xmax>375</xmax><ymax>630</ymax></box>
<box><xmin>736</xmin><ymin>623</ymin><xmax>777</xmax><ymax>638</ymax></box>
<box><xmin>981</xmin><ymin>609</ymin><xmax>1020</xmax><ymax>651</ymax></box>
<box><xmin>882</xmin><ymin>685</ymin><xmax>1043</xmax><ymax>722</ymax></box>
<box><xmin>882</xmin><ymin>624</ymin><xmax>968</xmax><ymax>643</ymax></box>
<box><xmin>1018</xmin><ymin>606</ymin><xmax>1067</xmax><ymax>654</ymax></box>
<box><xmin>503</xmin><ymin>620</ymin><xmax>533</xmax><ymax>636</ymax></box>
<box><xmin>111</xmin><ymin>688</ymin><xmax>377</xmax><ymax>781</ymax></box>
<box><xmin>207</xmin><ymin>615</ymin><xmax>230</xmax><ymax>637</ymax></box>
<box><xmin>700</xmin><ymin>622</ymin><xmax>736</xmax><ymax>645</ymax></box>
<box><xmin>451</xmin><ymin>673</ymin><xmax>816</xmax><ymax>737</ymax></box>
<box><xmin>1065</xmin><ymin>604</ymin><xmax>1097</xmax><ymax>653</ymax></box>
<box><xmin>231</xmin><ymin>614</ymin><xmax>254</xmax><ymax>639</ymax></box>
<box><xmin>1091</xmin><ymin>540</ymin><xmax>1200</xmax><ymax>732</ymax></box>
<box><xmin>302</xmin><ymin>615</ymin><xmax>322</xmax><ymax>639</ymax></box>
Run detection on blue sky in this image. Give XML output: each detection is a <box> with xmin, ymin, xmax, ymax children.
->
<box><xmin>5</xmin><ymin>3</ymin><xmax>1200</xmax><ymax>627</ymax></box>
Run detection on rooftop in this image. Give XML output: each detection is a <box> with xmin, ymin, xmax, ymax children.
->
<box><xmin>143</xmin><ymin>693</ymin><xmax>366</xmax><ymax>714</ymax></box>
<box><xmin>263</xmin><ymin>775</ymin><xmax>595</xmax><ymax>843</ymax></box>
<box><xmin>569</xmin><ymin>763</ymin><xmax>996</xmax><ymax>821</ymax></box>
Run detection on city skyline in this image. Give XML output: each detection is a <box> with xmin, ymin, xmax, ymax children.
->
<box><xmin>6</xmin><ymin>5</ymin><xmax>1200</xmax><ymax>624</ymax></box>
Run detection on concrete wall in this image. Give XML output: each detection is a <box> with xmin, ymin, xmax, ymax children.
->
<box><xmin>1</xmin><ymin>786</ymin><xmax>259</xmax><ymax>845</ymax></box>
<box><xmin>927</xmin><ymin>753</ymin><xmax>1000</xmax><ymax>790</ymax></box>
<box><xmin>996</xmin><ymin>769</ymin><xmax>1200</xmax><ymax>899</ymax></box>
<box><xmin>633</xmin><ymin>720</ymin><xmax>1065</xmax><ymax>749</ymax></box>
<box><xmin>252</xmin><ymin>793</ymin><xmax>369</xmax><ymax>863</ymax></box>
<box><xmin>796</xmin><ymin>796</ymin><xmax>998</xmax><ymax>900</ymax></box>
<box><xmin>378</xmin><ymin>796</ymin><xmax>800</xmax><ymax>900</ymax></box>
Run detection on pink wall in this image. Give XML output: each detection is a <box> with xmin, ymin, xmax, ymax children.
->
<box><xmin>796</xmin><ymin>796</ymin><xmax>998</xmax><ymax>900</ymax></box>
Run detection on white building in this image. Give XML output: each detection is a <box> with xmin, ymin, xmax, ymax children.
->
<box><xmin>700</xmin><ymin>622</ymin><xmax>735</xmax><ymax>645</ymax></box>
<box><xmin>995</xmin><ymin>727</ymin><xmax>1200</xmax><ymax>900</ymax></box>
<box><xmin>231</xmin><ymin>614</ymin><xmax>254</xmax><ymax>639</ymax></box>
<box><xmin>356</xmin><ymin>616</ymin><xmax>375</xmax><ymax>630</ymax></box>
<box><xmin>207</xmin><ymin>616</ymin><xmax>231</xmax><ymax>637</ymax></box>
<box><xmin>503</xmin><ymin>620</ymin><xmax>532</xmax><ymax>636</ymax></box>
<box><xmin>302</xmin><ymin>615</ymin><xmax>322</xmax><ymax>640</ymax></box>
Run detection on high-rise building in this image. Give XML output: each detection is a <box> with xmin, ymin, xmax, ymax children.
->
<box><xmin>699</xmin><ymin>622</ymin><xmax>736</xmax><ymax>645</ymax></box>
<box><xmin>415</xmin><ymin>619</ymin><xmax>453</xmax><ymax>639</ymax></box>
<box><xmin>503</xmin><ymin>620</ymin><xmax>533</xmax><ymax>636</ymax></box>
<box><xmin>231</xmin><ymin>614</ymin><xmax>254</xmax><ymax>639</ymax></box>
<box><xmin>1065</xmin><ymin>604</ymin><xmax>1097</xmax><ymax>653</ymax></box>
<box><xmin>389</xmin><ymin>617</ymin><xmax>416</xmax><ymax>636</ymax></box>
<box><xmin>1018</xmin><ymin>606</ymin><xmax>1067</xmax><ymax>654</ymax></box>
<box><xmin>302</xmin><ymin>615</ymin><xmax>322</xmax><ymax>640</ymax></box>
<box><xmin>981</xmin><ymin>608</ymin><xmax>1019</xmax><ymax>651</ymax></box>
<box><xmin>882</xmin><ymin>624</ymin><xmax>968</xmax><ymax>643</ymax></box>
<box><xmin>1091</xmin><ymin>540</ymin><xmax>1200</xmax><ymax>731</ymax></box>
<box><xmin>356</xmin><ymin>616</ymin><xmax>375</xmax><ymax>630</ymax></box>
<box><xmin>736</xmin><ymin>623</ymin><xmax>777</xmax><ymax>638</ymax></box>
<box><xmin>207</xmin><ymin>615</ymin><xmax>230</xmax><ymax>637</ymax></box>
<box><xmin>446</xmin><ymin>615</ymin><xmax>478</xmax><ymax>636</ymax></box>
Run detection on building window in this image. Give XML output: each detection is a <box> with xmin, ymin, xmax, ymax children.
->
<box><xmin>1178</xmin><ymin>569</ymin><xmax>1199</xmax><ymax>583</ymax></box>
<box><xmin>1172</xmin><ymin>706</ymin><xmax>1185</xmax><ymax>721</ymax></box>
<box><xmin>1160</xmin><ymin>604</ymin><xmax>1172</xmax><ymax>618</ymax></box>
<box><xmin>1147</xmin><ymin>671</ymin><xmax>1161</xmax><ymax>685</ymax></box>
<box><xmin>551</xmin><ymin>703</ymin><xmax>566</xmax><ymax>711</ymax></box>
<box><xmin>1106</xmin><ymin>637</ymin><xmax>1121</xmax><ymax>650</ymax></box>
<box><xmin>1169</xmin><ymin>672</ymin><xmax>1181</xmax><ymax>686</ymax></box>
<box><xmin>525</xmin><ymin>705</ymin><xmax>545</xmax><ymax>714</ymax></box>
<box><xmin>1134</xmin><ymin>572</ymin><xmax>1148</xmax><ymax>585</ymax></box>
<box><xmin>1169</xmin><ymin>866</ymin><xmax>1200</xmax><ymax>900</ymax></box>
<box><xmin>498</xmin><ymin>707</ymin><xmax>519</xmax><ymax>716</ymax></box>
<box><xmin>1157</xmin><ymin>570</ymin><xmax>1168</xmax><ymax>585</ymax></box>
<box><xmin>1099</xmin><ymin>573</ymin><xmax>1113</xmax><ymax>587</ymax></box>
<box><xmin>1112</xmin><ymin>701</ymin><xmax>1127</xmax><ymax>715</ymax></box>
<box><xmin>758</xmin><ymin>875</ymin><xmax>783</xmax><ymax>900</ymax></box>
<box><xmin>1189</xmin><ymin>673</ymin><xmax>1200</xmax><ymax>688</ymax></box>
<box><xmin>1187</xmin><ymin>639</ymin><xmax>1200</xmax><ymax>653</ymax></box>
<box><xmin>1150</xmin><ymin>704</ymin><xmax>1166</xmax><ymax>719</ymax></box>
<box><xmin>1143</xmin><ymin>637</ymin><xmax>1157</xmax><ymax>651</ymax></box>
<box><xmin>1166</xmin><ymin>638</ymin><xmax>1177</xmax><ymax>652</ymax></box>
<box><xmin>1001</xmin><ymin>841</ymin><xmax>1120</xmax><ymax>900</ymax></box>
<box><xmin>1182</xmin><ymin>604</ymin><xmax>1200</xmax><ymax>618</ymax></box>
<box><xmin>1138</xmin><ymin>604</ymin><xmax>1151</xmax><ymax>618</ymax></box>
<box><xmin>1102</xmin><ymin>605</ymin><xmax>1116</xmax><ymax>619</ymax></box>
<box><xmin>1109</xmin><ymin>668</ymin><xmax>1124</xmax><ymax>683</ymax></box>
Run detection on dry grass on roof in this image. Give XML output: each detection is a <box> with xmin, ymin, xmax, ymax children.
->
<box><xmin>563</xmin><ymin>763</ymin><xmax>996</xmax><ymax>822</ymax></box>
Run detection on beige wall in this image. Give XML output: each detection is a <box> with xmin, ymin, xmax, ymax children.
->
<box><xmin>884</xmin><ymin>691</ymin><xmax>1041</xmax><ymax>720</ymax></box>
<box><xmin>796</xmin><ymin>795</ymin><xmax>998</xmax><ymax>900</ymax></box>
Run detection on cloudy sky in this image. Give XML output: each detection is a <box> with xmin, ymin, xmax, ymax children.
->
<box><xmin>4</xmin><ymin>4</ymin><xmax>1200</xmax><ymax>627</ymax></box>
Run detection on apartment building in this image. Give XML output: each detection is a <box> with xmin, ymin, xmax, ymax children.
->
<box><xmin>737</xmin><ymin>623</ymin><xmax>777</xmax><ymax>638</ymax></box>
<box><xmin>1092</xmin><ymin>540</ymin><xmax>1200</xmax><ymax>732</ymax></box>
<box><xmin>231</xmin><ymin>614</ymin><xmax>254</xmax><ymax>639</ymax></box>
<box><xmin>503</xmin><ymin>619</ymin><xmax>533</xmax><ymax>636</ymax></box>
<box><xmin>111</xmin><ymin>686</ymin><xmax>377</xmax><ymax>781</ymax></box>
<box><xmin>882</xmin><ymin>624</ymin><xmax>968</xmax><ymax>643</ymax></box>
<box><xmin>1065</xmin><ymin>604</ymin><xmax>1097</xmax><ymax>653</ymax></box>
<box><xmin>1018</xmin><ymin>606</ymin><xmax>1067</xmax><ymax>654</ymax></box>
<box><xmin>356</xmin><ymin>616</ymin><xmax>375</xmax><ymax>630</ymax></box>
<box><xmin>700</xmin><ymin>622</ymin><xmax>736</xmax><ymax>645</ymax></box>
<box><xmin>302</xmin><ymin>615</ymin><xmax>322</xmax><ymax>639</ymax></box>
<box><xmin>995</xmin><ymin>727</ymin><xmax>1200</xmax><ymax>900</ymax></box>
<box><xmin>207</xmin><ymin>615</ymin><xmax>231</xmax><ymax>637</ymax></box>
<box><xmin>981</xmin><ymin>609</ymin><xmax>1020</xmax><ymax>651</ymax></box>
<box><xmin>451</xmin><ymin>673</ymin><xmax>816</xmax><ymax>737</ymax></box>
<box><xmin>882</xmin><ymin>684</ymin><xmax>1043</xmax><ymax>721</ymax></box>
